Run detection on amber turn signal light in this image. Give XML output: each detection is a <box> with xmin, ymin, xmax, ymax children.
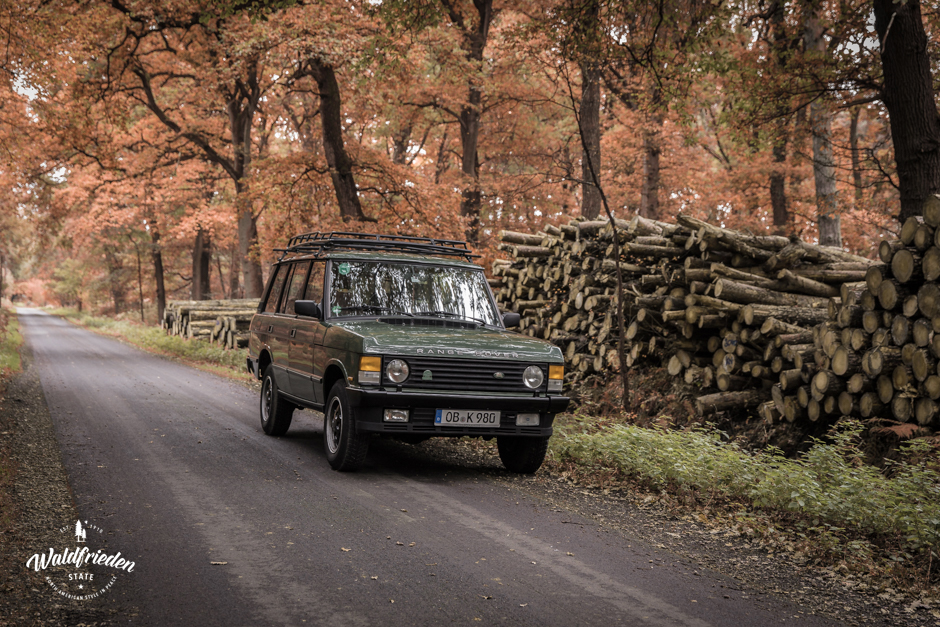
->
<box><xmin>359</xmin><ymin>356</ymin><xmax>381</xmax><ymax>371</ymax></box>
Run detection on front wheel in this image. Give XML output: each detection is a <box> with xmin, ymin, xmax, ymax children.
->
<box><xmin>260</xmin><ymin>365</ymin><xmax>294</xmax><ymax>436</ymax></box>
<box><xmin>497</xmin><ymin>436</ymin><xmax>549</xmax><ymax>474</ymax></box>
<box><xmin>323</xmin><ymin>381</ymin><xmax>370</xmax><ymax>471</ymax></box>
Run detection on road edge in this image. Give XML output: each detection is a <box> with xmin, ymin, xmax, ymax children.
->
<box><xmin>0</xmin><ymin>313</ymin><xmax>121</xmax><ymax>626</ymax></box>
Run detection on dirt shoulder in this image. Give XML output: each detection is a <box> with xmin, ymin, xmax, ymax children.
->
<box><xmin>0</xmin><ymin>339</ymin><xmax>121</xmax><ymax>627</ymax></box>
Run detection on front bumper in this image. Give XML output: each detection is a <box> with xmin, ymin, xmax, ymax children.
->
<box><xmin>346</xmin><ymin>388</ymin><xmax>569</xmax><ymax>437</ymax></box>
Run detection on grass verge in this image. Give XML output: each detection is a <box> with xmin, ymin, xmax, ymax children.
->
<box><xmin>548</xmin><ymin>412</ymin><xmax>940</xmax><ymax>592</ymax></box>
<box><xmin>0</xmin><ymin>308</ymin><xmax>22</xmax><ymax>377</ymax></box>
<box><xmin>48</xmin><ymin>308</ymin><xmax>248</xmax><ymax>380</ymax></box>
<box><xmin>0</xmin><ymin>307</ymin><xmax>24</xmax><ymax>543</ymax></box>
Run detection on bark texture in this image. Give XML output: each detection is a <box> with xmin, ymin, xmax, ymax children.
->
<box><xmin>873</xmin><ymin>0</ymin><xmax>940</xmax><ymax>222</ymax></box>
<box><xmin>639</xmin><ymin>114</ymin><xmax>662</xmax><ymax>219</ymax></box>
<box><xmin>441</xmin><ymin>0</ymin><xmax>493</xmax><ymax>242</ymax></box>
<box><xmin>804</xmin><ymin>0</ymin><xmax>841</xmax><ymax>247</ymax></box>
<box><xmin>308</xmin><ymin>58</ymin><xmax>370</xmax><ymax>223</ymax></box>
<box><xmin>578</xmin><ymin>0</ymin><xmax>602</xmax><ymax>220</ymax></box>
<box><xmin>191</xmin><ymin>228</ymin><xmax>211</xmax><ymax>301</ymax></box>
<box><xmin>769</xmin><ymin>1</ymin><xmax>790</xmax><ymax>234</ymax></box>
<box><xmin>149</xmin><ymin>222</ymin><xmax>166</xmax><ymax>321</ymax></box>
<box><xmin>580</xmin><ymin>58</ymin><xmax>602</xmax><ymax>220</ymax></box>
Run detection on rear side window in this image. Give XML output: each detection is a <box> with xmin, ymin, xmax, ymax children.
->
<box><xmin>281</xmin><ymin>262</ymin><xmax>311</xmax><ymax>315</ymax></box>
<box><xmin>263</xmin><ymin>265</ymin><xmax>288</xmax><ymax>313</ymax></box>
<box><xmin>305</xmin><ymin>261</ymin><xmax>325</xmax><ymax>303</ymax></box>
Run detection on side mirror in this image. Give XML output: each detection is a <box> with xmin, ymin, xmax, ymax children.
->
<box><xmin>295</xmin><ymin>300</ymin><xmax>322</xmax><ymax>319</ymax></box>
<box><xmin>502</xmin><ymin>312</ymin><xmax>521</xmax><ymax>328</ymax></box>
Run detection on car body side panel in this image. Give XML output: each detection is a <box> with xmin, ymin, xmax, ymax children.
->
<box><xmin>288</xmin><ymin>318</ymin><xmax>320</xmax><ymax>403</ymax></box>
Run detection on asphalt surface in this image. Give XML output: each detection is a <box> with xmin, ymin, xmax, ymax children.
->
<box><xmin>19</xmin><ymin>308</ymin><xmax>845</xmax><ymax>626</ymax></box>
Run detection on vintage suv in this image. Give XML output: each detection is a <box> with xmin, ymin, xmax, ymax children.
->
<box><xmin>247</xmin><ymin>232</ymin><xmax>569</xmax><ymax>472</ymax></box>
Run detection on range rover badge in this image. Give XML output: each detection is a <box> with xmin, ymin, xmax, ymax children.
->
<box><xmin>493</xmin><ymin>372</ymin><xmax>505</xmax><ymax>379</ymax></box>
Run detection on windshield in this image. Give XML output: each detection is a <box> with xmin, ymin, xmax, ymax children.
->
<box><xmin>328</xmin><ymin>260</ymin><xmax>500</xmax><ymax>326</ymax></box>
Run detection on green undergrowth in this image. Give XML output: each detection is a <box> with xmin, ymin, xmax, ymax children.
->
<box><xmin>0</xmin><ymin>308</ymin><xmax>22</xmax><ymax>378</ymax></box>
<box><xmin>549</xmin><ymin>413</ymin><xmax>940</xmax><ymax>586</ymax></box>
<box><xmin>49</xmin><ymin>308</ymin><xmax>246</xmax><ymax>378</ymax></box>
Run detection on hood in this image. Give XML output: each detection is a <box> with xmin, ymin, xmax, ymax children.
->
<box><xmin>332</xmin><ymin>319</ymin><xmax>562</xmax><ymax>362</ymax></box>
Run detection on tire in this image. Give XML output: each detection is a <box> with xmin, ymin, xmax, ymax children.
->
<box><xmin>323</xmin><ymin>380</ymin><xmax>370</xmax><ymax>471</ymax></box>
<box><xmin>497</xmin><ymin>436</ymin><xmax>549</xmax><ymax>474</ymax></box>
<box><xmin>260</xmin><ymin>365</ymin><xmax>294</xmax><ymax>436</ymax></box>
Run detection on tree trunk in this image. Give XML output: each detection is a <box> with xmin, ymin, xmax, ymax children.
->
<box><xmin>310</xmin><ymin>58</ymin><xmax>369</xmax><ymax>223</ymax></box>
<box><xmin>215</xmin><ymin>252</ymin><xmax>227</xmax><ymax>299</ymax></box>
<box><xmin>769</xmin><ymin>0</ymin><xmax>790</xmax><ymax>234</ymax></box>
<box><xmin>391</xmin><ymin>125</ymin><xmax>412</xmax><ymax>165</ymax></box>
<box><xmin>873</xmin><ymin>0</ymin><xmax>940</xmax><ymax>223</ymax></box>
<box><xmin>103</xmin><ymin>245</ymin><xmax>125</xmax><ymax>314</ymax></box>
<box><xmin>459</xmin><ymin>88</ymin><xmax>482</xmax><ymax>241</ymax></box>
<box><xmin>445</xmin><ymin>0</ymin><xmax>493</xmax><ymax>242</ymax></box>
<box><xmin>770</xmin><ymin>144</ymin><xmax>788</xmax><ymax>232</ymax></box>
<box><xmin>580</xmin><ymin>58</ymin><xmax>602</xmax><ymax>220</ymax></box>
<box><xmin>236</xmin><ymin>188</ymin><xmax>263</xmax><ymax>298</ymax></box>
<box><xmin>134</xmin><ymin>240</ymin><xmax>144</xmax><ymax>321</ymax></box>
<box><xmin>639</xmin><ymin>107</ymin><xmax>662</xmax><ymax>219</ymax></box>
<box><xmin>191</xmin><ymin>228</ymin><xmax>211</xmax><ymax>301</ymax></box>
<box><xmin>149</xmin><ymin>224</ymin><xmax>166</xmax><ymax>321</ymax></box>
<box><xmin>849</xmin><ymin>107</ymin><xmax>864</xmax><ymax>206</ymax></box>
<box><xmin>578</xmin><ymin>0</ymin><xmax>602</xmax><ymax>221</ymax></box>
<box><xmin>433</xmin><ymin>129</ymin><xmax>449</xmax><ymax>184</ymax></box>
<box><xmin>229</xmin><ymin>240</ymin><xmax>241</xmax><ymax>299</ymax></box>
<box><xmin>804</xmin><ymin>0</ymin><xmax>841</xmax><ymax>247</ymax></box>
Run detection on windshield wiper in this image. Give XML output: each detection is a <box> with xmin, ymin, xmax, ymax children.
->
<box><xmin>413</xmin><ymin>310</ymin><xmax>487</xmax><ymax>325</ymax></box>
<box><xmin>339</xmin><ymin>305</ymin><xmax>413</xmax><ymax>317</ymax></box>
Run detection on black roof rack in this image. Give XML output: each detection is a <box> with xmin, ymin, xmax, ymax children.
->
<box><xmin>275</xmin><ymin>232</ymin><xmax>480</xmax><ymax>262</ymax></box>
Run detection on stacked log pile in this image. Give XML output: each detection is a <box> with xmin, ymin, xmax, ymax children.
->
<box><xmin>162</xmin><ymin>299</ymin><xmax>258</xmax><ymax>348</ymax></box>
<box><xmin>490</xmin><ymin>214</ymin><xmax>876</xmax><ymax>421</ymax></box>
<box><xmin>802</xmin><ymin>206</ymin><xmax>940</xmax><ymax>430</ymax></box>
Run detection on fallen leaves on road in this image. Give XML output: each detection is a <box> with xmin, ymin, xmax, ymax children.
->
<box><xmin>341</xmin><ymin>548</ymin><xmax>351</xmax><ymax>552</ymax></box>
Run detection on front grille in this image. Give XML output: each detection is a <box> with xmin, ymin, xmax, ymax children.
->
<box><xmin>382</xmin><ymin>355</ymin><xmax>546</xmax><ymax>393</ymax></box>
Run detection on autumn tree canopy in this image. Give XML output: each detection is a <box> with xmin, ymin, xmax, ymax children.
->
<box><xmin>0</xmin><ymin>0</ymin><xmax>937</xmax><ymax>316</ymax></box>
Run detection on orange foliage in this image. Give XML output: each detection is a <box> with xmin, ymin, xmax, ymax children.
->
<box><xmin>0</xmin><ymin>0</ymin><xmax>921</xmax><ymax>311</ymax></box>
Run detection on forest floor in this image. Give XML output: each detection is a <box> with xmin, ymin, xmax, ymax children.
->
<box><xmin>1</xmin><ymin>307</ymin><xmax>938</xmax><ymax>625</ymax></box>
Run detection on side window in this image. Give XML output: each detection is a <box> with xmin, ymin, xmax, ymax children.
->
<box><xmin>304</xmin><ymin>261</ymin><xmax>325</xmax><ymax>303</ymax></box>
<box><xmin>262</xmin><ymin>265</ymin><xmax>288</xmax><ymax>313</ymax></box>
<box><xmin>281</xmin><ymin>261</ymin><xmax>311</xmax><ymax>315</ymax></box>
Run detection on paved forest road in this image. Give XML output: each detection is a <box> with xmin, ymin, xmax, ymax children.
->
<box><xmin>19</xmin><ymin>309</ymin><xmax>843</xmax><ymax>627</ymax></box>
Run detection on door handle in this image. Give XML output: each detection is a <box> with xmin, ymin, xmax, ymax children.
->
<box><xmin>267</xmin><ymin>325</ymin><xmax>273</xmax><ymax>333</ymax></box>
<box><xmin>289</xmin><ymin>329</ymin><xmax>297</xmax><ymax>338</ymax></box>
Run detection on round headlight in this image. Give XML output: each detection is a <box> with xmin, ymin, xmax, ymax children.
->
<box><xmin>386</xmin><ymin>359</ymin><xmax>410</xmax><ymax>384</ymax></box>
<box><xmin>523</xmin><ymin>365</ymin><xmax>544</xmax><ymax>389</ymax></box>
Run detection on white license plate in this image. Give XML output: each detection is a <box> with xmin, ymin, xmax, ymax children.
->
<box><xmin>434</xmin><ymin>409</ymin><xmax>501</xmax><ymax>427</ymax></box>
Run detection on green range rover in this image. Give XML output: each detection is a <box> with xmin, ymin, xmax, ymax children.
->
<box><xmin>247</xmin><ymin>232</ymin><xmax>569</xmax><ymax>472</ymax></box>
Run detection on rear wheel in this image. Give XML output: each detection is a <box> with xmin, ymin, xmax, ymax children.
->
<box><xmin>260</xmin><ymin>365</ymin><xmax>294</xmax><ymax>436</ymax></box>
<box><xmin>497</xmin><ymin>436</ymin><xmax>549</xmax><ymax>474</ymax></box>
<box><xmin>324</xmin><ymin>380</ymin><xmax>370</xmax><ymax>471</ymax></box>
